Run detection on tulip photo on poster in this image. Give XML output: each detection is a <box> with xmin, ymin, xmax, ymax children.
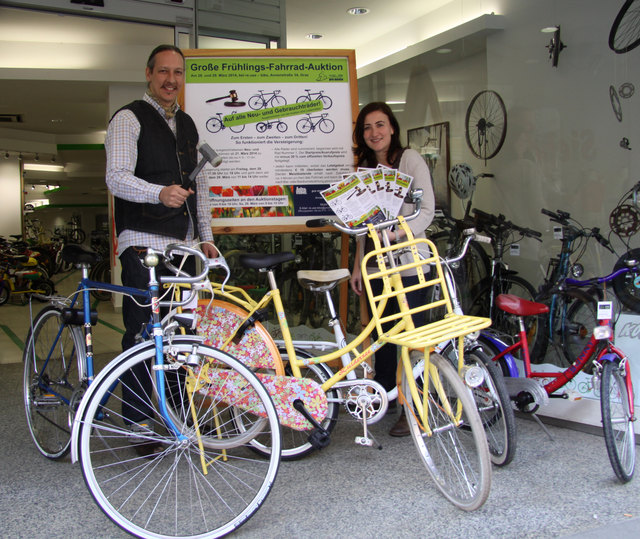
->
<box><xmin>183</xmin><ymin>51</ymin><xmax>357</xmax><ymax>230</ymax></box>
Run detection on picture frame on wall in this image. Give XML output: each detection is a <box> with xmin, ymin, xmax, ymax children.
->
<box><xmin>407</xmin><ymin>121</ymin><xmax>450</xmax><ymax>211</ymax></box>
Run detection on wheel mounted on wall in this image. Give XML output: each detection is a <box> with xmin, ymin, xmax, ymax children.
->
<box><xmin>465</xmin><ymin>90</ymin><xmax>507</xmax><ymax>164</ymax></box>
<box><xmin>609</xmin><ymin>0</ymin><xmax>640</xmax><ymax>54</ymax></box>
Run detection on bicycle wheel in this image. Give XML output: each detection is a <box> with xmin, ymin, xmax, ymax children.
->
<box><xmin>69</xmin><ymin>228</ymin><xmax>86</xmax><ymax>244</ymax></box>
<box><xmin>609</xmin><ymin>0</ymin><xmax>640</xmax><ymax>54</ymax></box>
<box><xmin>23</xmin><ymin>305</ymin><xmax>83</xmax><ymax>459</ymax></box>
<box><xmin>271</xmin><ymin>95</ymin><xmax>286</xmax><ymax>107</ymax></box>
<box><xmin>77</xmin><ymin>338</ymin><xmax>281</xmax><ymax>539</ymax></box>
<box><xmin>562</xmin><ymin>292</ymin><xmax>598</xmax><ymax>365</ymax></box>
<box><xmin>276</xmin><ymin>121</ymin><xmax>288</xmax><ymax>133</ymax></box>
<box><xmin>465</xmin><ymin>90</ymin><xmax>507</xmax><ymax>162</ymax></box>
<box><xmin>600</xmin><ymin>359</ymin><xmax>636</xmax><ymax>482</ymax></box>
<box><xmin>469</xmin><ymin>274</ymin><xmax>537</xmax><ymax>344</ymax></box>
<box><xmin>440</xmin><ymin>342</ymin><xmax>516</xmax><ymax>466</ymax></box>
<box><xmin>206</xmin><ymin>117</ymin><xmax>223</xmax><ymax>133</ymax></box>
<box><xmin>256</xmin><ymin>122</ymin><xmax>267</xmax><ymax>133</ymax></box>
<box><xmin>29</xmin><ymin>278</ymin><xmax>55</xmax><ymax>301</ymax></box>
<box><xmin>0</xmin><ymin>281</ymin><xmax>9</xmax><ymax>305</ymax></box>
<box><xmin>235</xmin><ymin>348</ymin><xmax>340</xmax><ymax>460</ymax></box>
<box><xmin>296</xmin><ymin>118</ymin><xmax>312</xmax><ymax>134</ymax></box>
<box><xmin>612</xmin><ymin>248</ymin><xmax>640</xmax><ymax>312</ymax></box>
<box><xmin>319</xmin><ymin>118</ymin><xmax>335</xmax><ymax>133</ymax></box>
<box><xmin>402</xmin><ymin>352</ymin><xmax>491</xmax><ymax>511</ymax></box>
<box><xmin>89</xmin><ymin>259</ymin><xmax>112</xmax><ymax>302</ymax></box>
<box><xmin>248</xmin><ymin>95</ymin><xmax>265</xmax><ymax>110</ymax></box>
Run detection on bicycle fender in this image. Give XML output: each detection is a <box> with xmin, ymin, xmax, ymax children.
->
<box><xmin>479</xmin><ymin>332</ymin><xmax>520</xmax><ymax>377</ymax></box>
<box><xmin>599</xmin><ymin>352</ymin><xmax>620</xmax><ymax>364</ymax></box>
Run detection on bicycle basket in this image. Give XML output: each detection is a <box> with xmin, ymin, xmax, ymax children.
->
<box><xmin>448</xmin><ymin>163</ymin><xmax>476</xmax><ymax>200</ymax></box>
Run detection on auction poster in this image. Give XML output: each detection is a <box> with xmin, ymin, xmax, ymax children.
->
<box><xmin>183</xmin><ymin>49</ymin><xmax>358</xmax><ymax>232</ymax></box>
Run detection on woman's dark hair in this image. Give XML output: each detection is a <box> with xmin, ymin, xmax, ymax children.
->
<box><xmin>146</xmin><ymin>44</ymin><xmax>185</xmax><ymax>70</ymax></box>
<box><xmin>353</xmin><ymin>102</ymin><xmax>403</xmax><ymax>167</ymax></box>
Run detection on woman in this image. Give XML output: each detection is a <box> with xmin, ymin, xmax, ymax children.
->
<box><xmin>350</xmin><ymin>102</ymin><xmax>435</xmax><ymax>437</ymax></box>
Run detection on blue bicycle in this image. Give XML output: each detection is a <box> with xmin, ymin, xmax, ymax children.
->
<box><xmin>23</xmin><ymin>243</ymin><xmax>282</xmax><ymax>538</ymax></box>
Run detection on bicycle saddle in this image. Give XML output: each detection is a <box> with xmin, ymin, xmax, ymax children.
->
<box><xmin>61</xmin><ymin>243</ymin><xmax>100</xmax><ymax>266</ymax></box>
<box><xmin>238</xmin><ymin>252</ymin><xmax>295</xmax><ymax>270</ymax></box>
<box><xmin>496</xmin><ymin>294</ymin><xmax>549</xmax><ymax>316</ymax></box>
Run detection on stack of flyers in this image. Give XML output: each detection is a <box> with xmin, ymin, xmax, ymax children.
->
<box><xmin>320</xmin><ymin>167</ymin><xmax>413</xmax><ymax>228</ymax></box>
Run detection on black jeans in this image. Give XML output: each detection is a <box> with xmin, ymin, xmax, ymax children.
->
<box><xmin>369</xmin><ymin>274</ymin><xmax>427</xmax><ymax>392</ymax></box>
<box><xmin>119</xmin><ymin>246</ymin><xmax>195</xmax><ymax>425</ymax></box>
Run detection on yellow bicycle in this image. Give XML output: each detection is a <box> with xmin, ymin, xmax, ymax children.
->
<box><xmin>189</xmin><ymin>190</ymin><xmax>493</xmax><ymax>510</ymax></box>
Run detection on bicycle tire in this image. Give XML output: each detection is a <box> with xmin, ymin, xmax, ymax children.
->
<box><xmin>276</xmin><ymin>121</ymin><xmax>288</xmax><ymax>133</ymax></box>
<box><xmin>248</xmin><ymin>95</ymin><xmax>265</xmax><ymax>110</ymax></box>
<box><xmin>77</xmin><ymin>338</ymin><xmax>281</xmax><ymax>539</ymax></box>
<box><xmin>533</xmin><ymin>288</ymin><xmax>597</xmax><ymax>367</ymax></box>
<box><xmin>402</xmin><ymin>352</ymin><xmax>491</xmax><ymax>511</ymax></box>
<box><xmin>235</xmin><ymin>348</ymin><xmax>340</xmax><ymax>460</ymax></box>
<box><xmin>69</xmin><ymin>228</ymin><xmax>86</xmax><ymax>244</ymax></box>
<box><xmin>256</xmin><ymin>122</ymin><xmax>267</xmax><ymax>133</ymax></box>
<box><xmin>206</xmin><ymin>117</ymin><xmax>223</xmax><ymax>133</ymax></box>
<box><xmin>319</xmin><ymin>118</ymin><xmax>335</xmax><ymax>134</ymax></box>
<box><xmin>296</xmin><ymin>118</ymin><xmax>312</xmax><ymax>134</ymax></box>
<box><xmin>440</xmin><ymin>342</ymin><xmax>517</xmax><ymax>466</ymax></box>
<box><xmin>23</xmin><ymin>305</ymin><xmax>83</xmax><ymax>459</ymax></box>
<box><xmin>271</xmin><ymin>95</ymin><xmax>286</xmax><ymax>107</ymax></box>
<box><xmin>0</xmin><ymin>281</ymin><xmax>9</xmax><ymax>305</ymax></box>
<box><xmin>89</xmin><ymin>259</ymin><xmax>112</xmax><ymax>302</ymax></box>
<box><xmin>612</xmin><ymin>248</ymin><xmax>640</xmax><ymax>312</ymax></box>
<box><xmin>609</xmin><ymin>0</ymin><xmax>640</xmax><ymax>54</ymax></box>
<box><xmin>30</xmin><ymin>278</ymin><xmax>55</xmax><ymax>301</ymax></box>
<box><xmin>600</xmin><ymin>359</ymin><xmax>636</xmax><ymax>482</ymax></box>
<box><xmin>465</xmin><ymin>90</ymin><xmax>507</xmax><ymax>162</ymax></box>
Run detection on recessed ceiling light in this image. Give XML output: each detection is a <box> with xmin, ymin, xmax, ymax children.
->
<box><xmin>305</xmin><ymin>33</ymin><xmax>324</xmax><ymax>40</ymax></box>
<box><xmin>541</xmin><ymin>26</ymin><xmax>558</xmax><ymax>33</ymax></box>
<box><xmin>347</xmin><ymin>7</ymin><xmax>370</xmax><ymax>15</ymax></box>
<box><xmin>436</xmin><ymin>48</ymin><xmax>452</xmax><ymax>54</ymax></box>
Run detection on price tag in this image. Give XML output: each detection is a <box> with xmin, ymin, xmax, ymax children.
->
<box><xmin>597</xmin><ymin>301</ymin><xmax>613</xmax><ymax>320</ymax></box>
<box><xmin>509</xmin><ymin>243</ymin><xmax>520</xmax><ymax>256</ymax></box>
<box><xmin>553</xmin><ymin>226</ymin><xmax>563</xmax><ymax>240</ymax></box>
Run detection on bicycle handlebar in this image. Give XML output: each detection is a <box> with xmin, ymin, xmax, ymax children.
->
<box><xmin>541</xmin><ymin>208</ymin><xmax>613</xmax><ymax>252</ymax></box>
<box><xmin>159</xmin><ymin>244</ymin><xmax>229</xmax><ymax>286</ymax></box>
<box><xmin>473</xmin><ymin>208</ymin><xmax>542</xmax><ymax>240</ymax></box>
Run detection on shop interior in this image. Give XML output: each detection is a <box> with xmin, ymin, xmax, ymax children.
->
<box><xmin>1</xmin><ymin>1</ymin><xmax>640</xmax><ymax>537</ymax></box>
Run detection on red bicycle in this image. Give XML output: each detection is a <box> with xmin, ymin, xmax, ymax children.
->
<box><xmin>487</xmin><ymin>275</ymin><xmax>636</xmax><ymax>482</ymax></box>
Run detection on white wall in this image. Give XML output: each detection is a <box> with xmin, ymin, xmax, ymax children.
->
<box><xmin>0</xmin><ymin>158</ymin><xmax>23</xmax><ymax>238</ymax></box>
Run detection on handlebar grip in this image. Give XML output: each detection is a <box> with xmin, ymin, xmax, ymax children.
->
<box><xmin>541</xmin><ymin>208</ymin><xmax>557</xmax><ymax>218</ymax></box>
<box><xmin>474</xmin><ymin>234</ymin><xmax>492</xmax><ymax>244</ymax></box>
<box><xmin>306</xmin><ymin>218</ymin><xmax>331</xmax><ymax>228</ymax></box>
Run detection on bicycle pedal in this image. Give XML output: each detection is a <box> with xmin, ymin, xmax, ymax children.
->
<box><xmin>355</xmin><ymin>436</ymin><xmax>373</xmax><ymax>447</ymax></box>
<box><xmin>308</xmin><ymin>429</ymin><xmax>331</xmax><ymax>450</ymax></box>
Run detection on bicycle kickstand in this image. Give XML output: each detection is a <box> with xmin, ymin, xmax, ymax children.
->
<box><xmin>355</xmin><ymin>407</ymin><xmax>383</xmax><ymax>450</ymax></box>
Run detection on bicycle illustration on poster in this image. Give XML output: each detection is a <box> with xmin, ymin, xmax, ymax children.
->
<box><xmin>407</xmin><ymin>121</ymin><xmax>450</xmax><ymax>211</ymax></box>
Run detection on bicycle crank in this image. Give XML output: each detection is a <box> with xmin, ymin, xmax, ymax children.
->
<box><xmin>334</xmin><ymin>379</ymin><xmax>388</xmax><ymax>424</ymax></box>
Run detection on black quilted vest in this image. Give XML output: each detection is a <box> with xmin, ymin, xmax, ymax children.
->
<box><xmin>112</xmin><ymin>100</ymin><xmax>200</xmax><ymax>240</ymax></box>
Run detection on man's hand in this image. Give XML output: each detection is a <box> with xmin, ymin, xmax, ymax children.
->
<box><xmin>201</xmin><ymin>241</ymin><xmax>219</xmax><ymax>258</ymax></box>
<box><xmin>159</xmin><ymin>184</ymin><xmax>193</xmax><ymax>208</ymax></box>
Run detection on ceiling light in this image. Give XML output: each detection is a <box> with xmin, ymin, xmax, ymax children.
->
<box><xmin>436</xmin><ymin>48</ymin><xmax>452</xmax><ymax>54</ymax></box>
<box><xmin>347</xmin><ymin>7</ymin><xmax>370</xmax><ymax>15</ymax></box>
<box><xmin>541</xmin><ymin>26</ymin><xmax>559</xmax><ymax>33</ymax></box>
<box><xmin>305</xmin><ymin>33</ymin><xmax>324</xmax><ymax>40</ymax></box>
<box><xmin>23</xmin><ymin>163</ymin><xmax>65</xmax><ymax>172</ymax></box>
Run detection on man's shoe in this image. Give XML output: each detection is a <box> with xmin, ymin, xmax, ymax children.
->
<box><xmin>128</xmin><ymin>422</ymin><xmax>163</xmax><ymax>458</ymax></box>
<box><xmin>389</xmin><ymin>411</ymin><xmax>411</xmax><ymax>437</ymax></box>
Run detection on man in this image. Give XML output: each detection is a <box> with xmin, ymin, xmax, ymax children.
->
<box><xmin>105</xmin><ymin>44</ymin><xmax>217</xmax><ymax>452</ymax></box>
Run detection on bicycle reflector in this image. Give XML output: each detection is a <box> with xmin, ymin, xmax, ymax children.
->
<box><xmin>448</xmin><ymin>163</ymin><xmax>476</xmax><ymax>199</ymax></box>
